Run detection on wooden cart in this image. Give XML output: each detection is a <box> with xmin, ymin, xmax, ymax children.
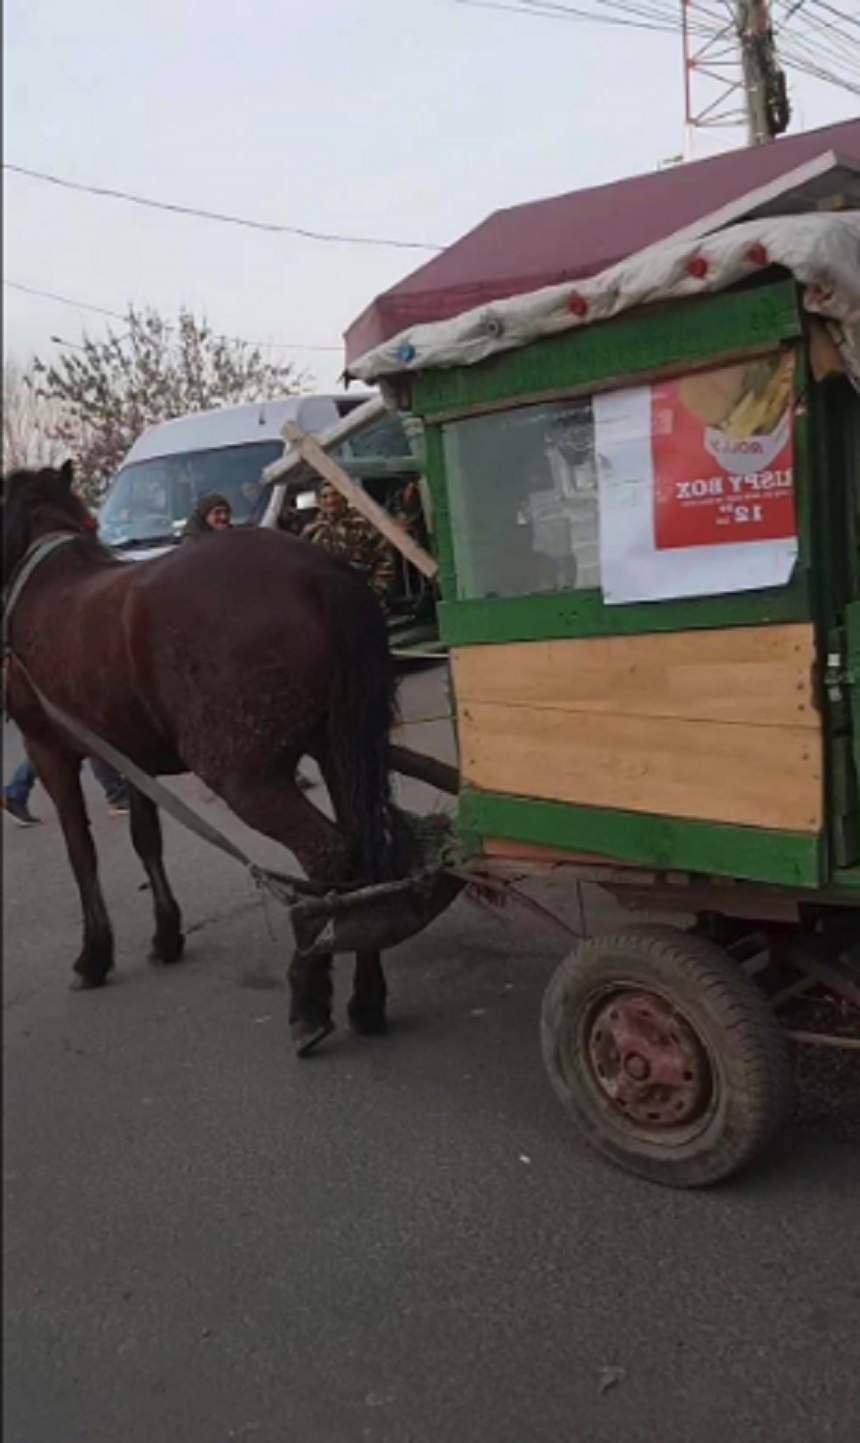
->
<box><xmin>332</xmin><ymin>212</ymin><xmax>860</xmax><ymax>1188</ymax></box>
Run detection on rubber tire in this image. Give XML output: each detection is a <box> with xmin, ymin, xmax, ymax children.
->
<box><xmin>540</xmin><ymin>924</ymin><xmax>793</xmax><ymax>1188</ymax></box>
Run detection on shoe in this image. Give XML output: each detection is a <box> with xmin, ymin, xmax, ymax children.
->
<box><xmin>2</xmin><ymin>797</ymin><xmax>41</xmax><ymax>826</ymax></box>
<box><xmin>108</xmin><ymin>799</ymin><xmax>129</xmax><ymax>816</ymax></box>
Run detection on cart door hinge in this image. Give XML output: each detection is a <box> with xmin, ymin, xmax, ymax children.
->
<box><xmin>825</xmin><ymin>650</ymin><xmax>856</xmax><ymax>700</ymax></box>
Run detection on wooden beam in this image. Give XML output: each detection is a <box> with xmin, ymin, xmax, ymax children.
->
<box><xmin>389</xmin><ymin>744</ymin><xmax>459</xmax><ymax>795</ymax></box>
<box><xmin>263</xmin><ymin>394</ymin><xmax>387</xmax><ymax>487</ymax></box>
<box><xmin>282</xmin><ymin>421</ymin><xmax>438</xmax><ymax>580</ymax></box>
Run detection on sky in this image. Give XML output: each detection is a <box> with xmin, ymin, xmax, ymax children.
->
<box><xmin>4</xmin><ymin>0</ymin><xmax>858</xmax><ymax>390</ymax></box>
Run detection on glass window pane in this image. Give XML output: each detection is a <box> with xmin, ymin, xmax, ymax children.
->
<box><xmin>336</xmin><ymin>413</ymin><xmax>413</xmax><ymax>462</ymax></box>
<box><xmin>100</xmin><ymin>440</ymin><xmax>284</xmax><ymax>546</ymax></box>
<box><xmin>442</xmin><ymin>399</ymin><xmax>598</xmax><ymax>600</ymax></box>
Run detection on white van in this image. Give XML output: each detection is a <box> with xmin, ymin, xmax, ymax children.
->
<box><xmin>98</xmin><ymin>393</ymin><xmax>370</xmax><ymax>559</ymax></box>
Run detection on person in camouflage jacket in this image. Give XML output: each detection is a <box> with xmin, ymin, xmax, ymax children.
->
<box><xmin>303</xmin><ymin>481</ymin><xmax>396</xmax><ymax>605</ymax></box>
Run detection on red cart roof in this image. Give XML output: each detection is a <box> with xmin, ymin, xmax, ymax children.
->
<box><xmin>344</xmin><ymin>118</ymin><xmax>860</xmax><ymax>367</ymax></box>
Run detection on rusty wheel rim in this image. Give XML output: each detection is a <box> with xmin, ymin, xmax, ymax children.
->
<box><xmin>585</xmin><ymin>989</ymin><xmax>712</xmax><ymax>1131</ymax></box>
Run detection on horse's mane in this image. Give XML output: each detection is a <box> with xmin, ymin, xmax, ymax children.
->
<box><xmin>2</xmin><ymin>463</ymin><xmax>116</xmax><ymax>576</ymax></box>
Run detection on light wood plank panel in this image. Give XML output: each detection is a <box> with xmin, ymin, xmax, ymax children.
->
<box><xmin>452</xmin><ymin>624</ymin><xmax>818</xmax><ymax>730</ymax></box>
<box><xmin>458</xmin><ymin>702</ymin><xmax>823</xmax><ymax>832</ymax></box>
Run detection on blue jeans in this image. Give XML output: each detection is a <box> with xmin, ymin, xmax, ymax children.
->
<box><xmin>5</xmin><ymin>760</ymin><xmax>35</xmax><ymax>808</ymax></box>
<box><xmin>89</xmin><ymin>757</ymin><xmax>128</xmax><ymax>805</ymax></box>
<box><xmin>4</xmin><ymin>757</ymin><xmax>127</xmax><ymax>805</ymax></box>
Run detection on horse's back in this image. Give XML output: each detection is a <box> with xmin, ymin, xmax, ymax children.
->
<box><xmin>122</xmin><ymin>528</ymin><xmax>391</xmax><ymax>775</ymax></box>
<box><xmin>130</xmin><ymin>527</ymin><xmax>382</xmax><ymax>657</ymax></box>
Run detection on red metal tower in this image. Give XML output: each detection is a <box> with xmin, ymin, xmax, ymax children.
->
<box><xmin>681</xmin><ymin>1</ymin><xmax>748</xmax><ymax>155</ymax></box>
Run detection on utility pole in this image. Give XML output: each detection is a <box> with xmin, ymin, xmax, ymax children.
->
<box><xmin>737</xmin><ymin>0</ymin><xmax>769</xmax><ymax>144</ymax></box>
<box><xmin>735</xmin><ymin>0</ymin><xmax>790</xmax><ymax>144</ymax></box>
<box><xmin>679</xmin><ymin>1</ymin><xmax>789</xmax><ymax>155</ymax></box>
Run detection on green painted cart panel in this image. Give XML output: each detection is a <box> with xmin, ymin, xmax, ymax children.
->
<box><xmin>437</xmin><ymin>582</ymin><xmax>811</xmax><ymax>647</ymax></box>
<box><xmin>413</xmin><ymin>281</ymin><xmax>802</xmax><ymax>420</ymax></box>
<box><xmin>459</xmin><ymin>789</ymin><xmax>823</xmax><ymax>889</ymax></box>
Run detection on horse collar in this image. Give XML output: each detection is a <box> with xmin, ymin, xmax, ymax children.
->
<box><xmin>2</xmin><ymin>531</ymin><xmax>80</xmax><ymax>658</ymax></box>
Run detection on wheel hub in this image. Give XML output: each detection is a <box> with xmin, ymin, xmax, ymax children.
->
<box><xmin>587</xmin><ymin>990</ymin><xmax>710</xmax><ymax>1128</ymax></box>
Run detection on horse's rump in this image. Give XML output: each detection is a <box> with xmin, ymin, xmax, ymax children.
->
<box><xmin>130</xmin><ymin>531</ymin><xmax>396</xmax><ymax>877</ymax></box>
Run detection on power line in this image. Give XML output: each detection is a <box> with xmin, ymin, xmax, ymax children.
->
<box><xmin>3</xmin><ymin>162</ymin><xmax>443</xmax><ymax>252</ymax></box>
<box><xmin>777</xmin><ymin>0</ymin><xmax>860</xmax><ymax>52</ymax></box>
<box><xmin>535</xmin><ymin>0</ymin><xmax>860</xmax><ymax>53</ymax></box>
<box><xmin>3</xmin><ymin>279</ymin><xmax>342</xmax><ymax>353</ymax></box>
<box><xmin>780</xmin><ymin>42</ymin><xmax>860</xmax><ymax>87</ymax></box>
<box><xmin>455</xmin><ymin>0</ymin><xmax>675</xmax><ymax>29</ymax></box>
<box><xmin>776</xmin><ymin>8</ymin><xmax>860</xmax><ymax>76</ymax></box>
<box><xmin>457</xmin><ymin>0</ymin><xmax>860</xmax><ymax>93</ymax></box>
<box><xmin>809</xmin><ymin>0</ymin><xmax>860</xmax><ymax>24</ymax></box>
<box><xmin>473</xmin><ymin>0</ymin><xmax>857</xmax><ymax>51</ymax></box>
<box><xmin>528</xmin><ymin>0</ymin><xmax>713</xmax><ymax>28</ymax></box>
<box><xmin>4</xmin><ymin>278</ymin><xmax>125</xmax><ymax>322</ymax></box>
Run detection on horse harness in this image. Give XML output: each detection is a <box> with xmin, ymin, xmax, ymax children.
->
<box><xmin>2</xmin><ymin>531</ymin><xmax>79</xmax><ymax>664</ymax></box>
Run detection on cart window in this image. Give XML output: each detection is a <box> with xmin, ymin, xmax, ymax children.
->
<box><xmin>335</xmin><ymin>413</ymin><xmax>414</xmax><ymax>463</ymax></box>
<box><xmin>442</xmin><ymin>350</ymin><xmax>800</xmax><ymax>606</ymax></box>
<box><xmin>442</xmin><ymin>399</ymin><xmax>598</xmax><ymax>601</ymax></box>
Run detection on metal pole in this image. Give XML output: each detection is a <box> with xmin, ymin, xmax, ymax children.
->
<box><xmin>681</xmin><ymin>0</ymin><xmax>695</xmax><ymax>161</ymax></box>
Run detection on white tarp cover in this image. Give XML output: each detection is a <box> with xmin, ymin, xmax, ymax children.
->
<box><xmin>347</xmin><ymin>212</ymin><xmax>860</xmax><ymax>388</ymax></box>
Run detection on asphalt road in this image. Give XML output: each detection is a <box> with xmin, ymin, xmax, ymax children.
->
<box><xmin>4</xmin><ymin>666</ymin><xmax>859</xmax><ymax>1443</ymax></box>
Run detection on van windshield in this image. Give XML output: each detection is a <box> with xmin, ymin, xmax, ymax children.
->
<box><xmin>99</xmin><ymin>440</ymin><xmax>285</xmax><ymax>549</ymax></box>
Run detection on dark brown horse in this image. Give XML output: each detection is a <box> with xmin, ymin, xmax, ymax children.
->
<box><xmin>3</xmin><ymin>462</ymin><xmax>399</xmax><ymax>1054</ymax></box>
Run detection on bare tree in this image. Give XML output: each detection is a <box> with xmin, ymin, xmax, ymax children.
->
<box><xmin>2</xmin><ymin>357</ymin><xmax>65</xmax><ymax>471</ymax></box>
<box><xmin>32</xmin><ymin>307</ymin><xmax>309</xmax><ymax>501</ymax></box>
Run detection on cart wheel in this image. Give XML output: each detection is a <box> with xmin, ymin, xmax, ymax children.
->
<box><xmin>540</xmin><ymin>925</ymin><xmax>793</xmax><ymax>1188</ymax></box>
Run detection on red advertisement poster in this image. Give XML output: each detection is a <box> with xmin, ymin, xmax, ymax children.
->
<box><xmin>652</xmin><ymin>353</ymin><xmax>796</xmax><ymax>550</ymax></box>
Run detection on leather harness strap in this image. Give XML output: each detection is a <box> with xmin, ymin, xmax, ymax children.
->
<box><xmin>2</xmin><ymin>531</ymin><xmax>79</xmax><ymax>659</ymax></box>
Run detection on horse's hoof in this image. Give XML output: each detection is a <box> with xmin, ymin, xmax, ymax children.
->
<box><xmin>72</xmin><ymin>952</ymin><xmax>113</xmax><ymax>990</ymax></box>
<box><xmin>70</xmin><ymin>972</ymin><xmax>110</xmax><ymax>992</ymax></box>
<box><xmin>291</xmin><ymin>1019</ymin><xmax>335</xmax><ymax>1058</ymax></box>
<box><xmin>347</xmin><ymin>1006</ymin><xmax>388</xmax><ymax>1037</ymax></box>
<box><xmin>149</xmin><ymin>933</ymin><xmax>185</xmax><ymax>966</ymax></box>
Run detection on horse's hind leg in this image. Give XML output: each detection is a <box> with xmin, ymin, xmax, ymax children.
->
<box><xmin>128</xmin><ymin>785</ymin><xmax>184</xmax><ymax>965</ymax></box>
<box><xmin>26</xmin><ymin>738</ymin><xmax>114</xmax><ymax>989</ymax></box>
<box><xmin>348</xmin><ymin>952</ymin><xmax>387</xmax><ymax>1036</ymax></box>
<box><xmin>213</xmin><ymin>771</ymin><xmax>348</xmax><ymax>1056</ymax></box>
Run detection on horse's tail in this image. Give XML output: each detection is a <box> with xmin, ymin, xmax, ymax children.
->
<box><xmin>318</xmin><ymin>568</ymin><xmax>397</xmax><ymax>883</ymax></box>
